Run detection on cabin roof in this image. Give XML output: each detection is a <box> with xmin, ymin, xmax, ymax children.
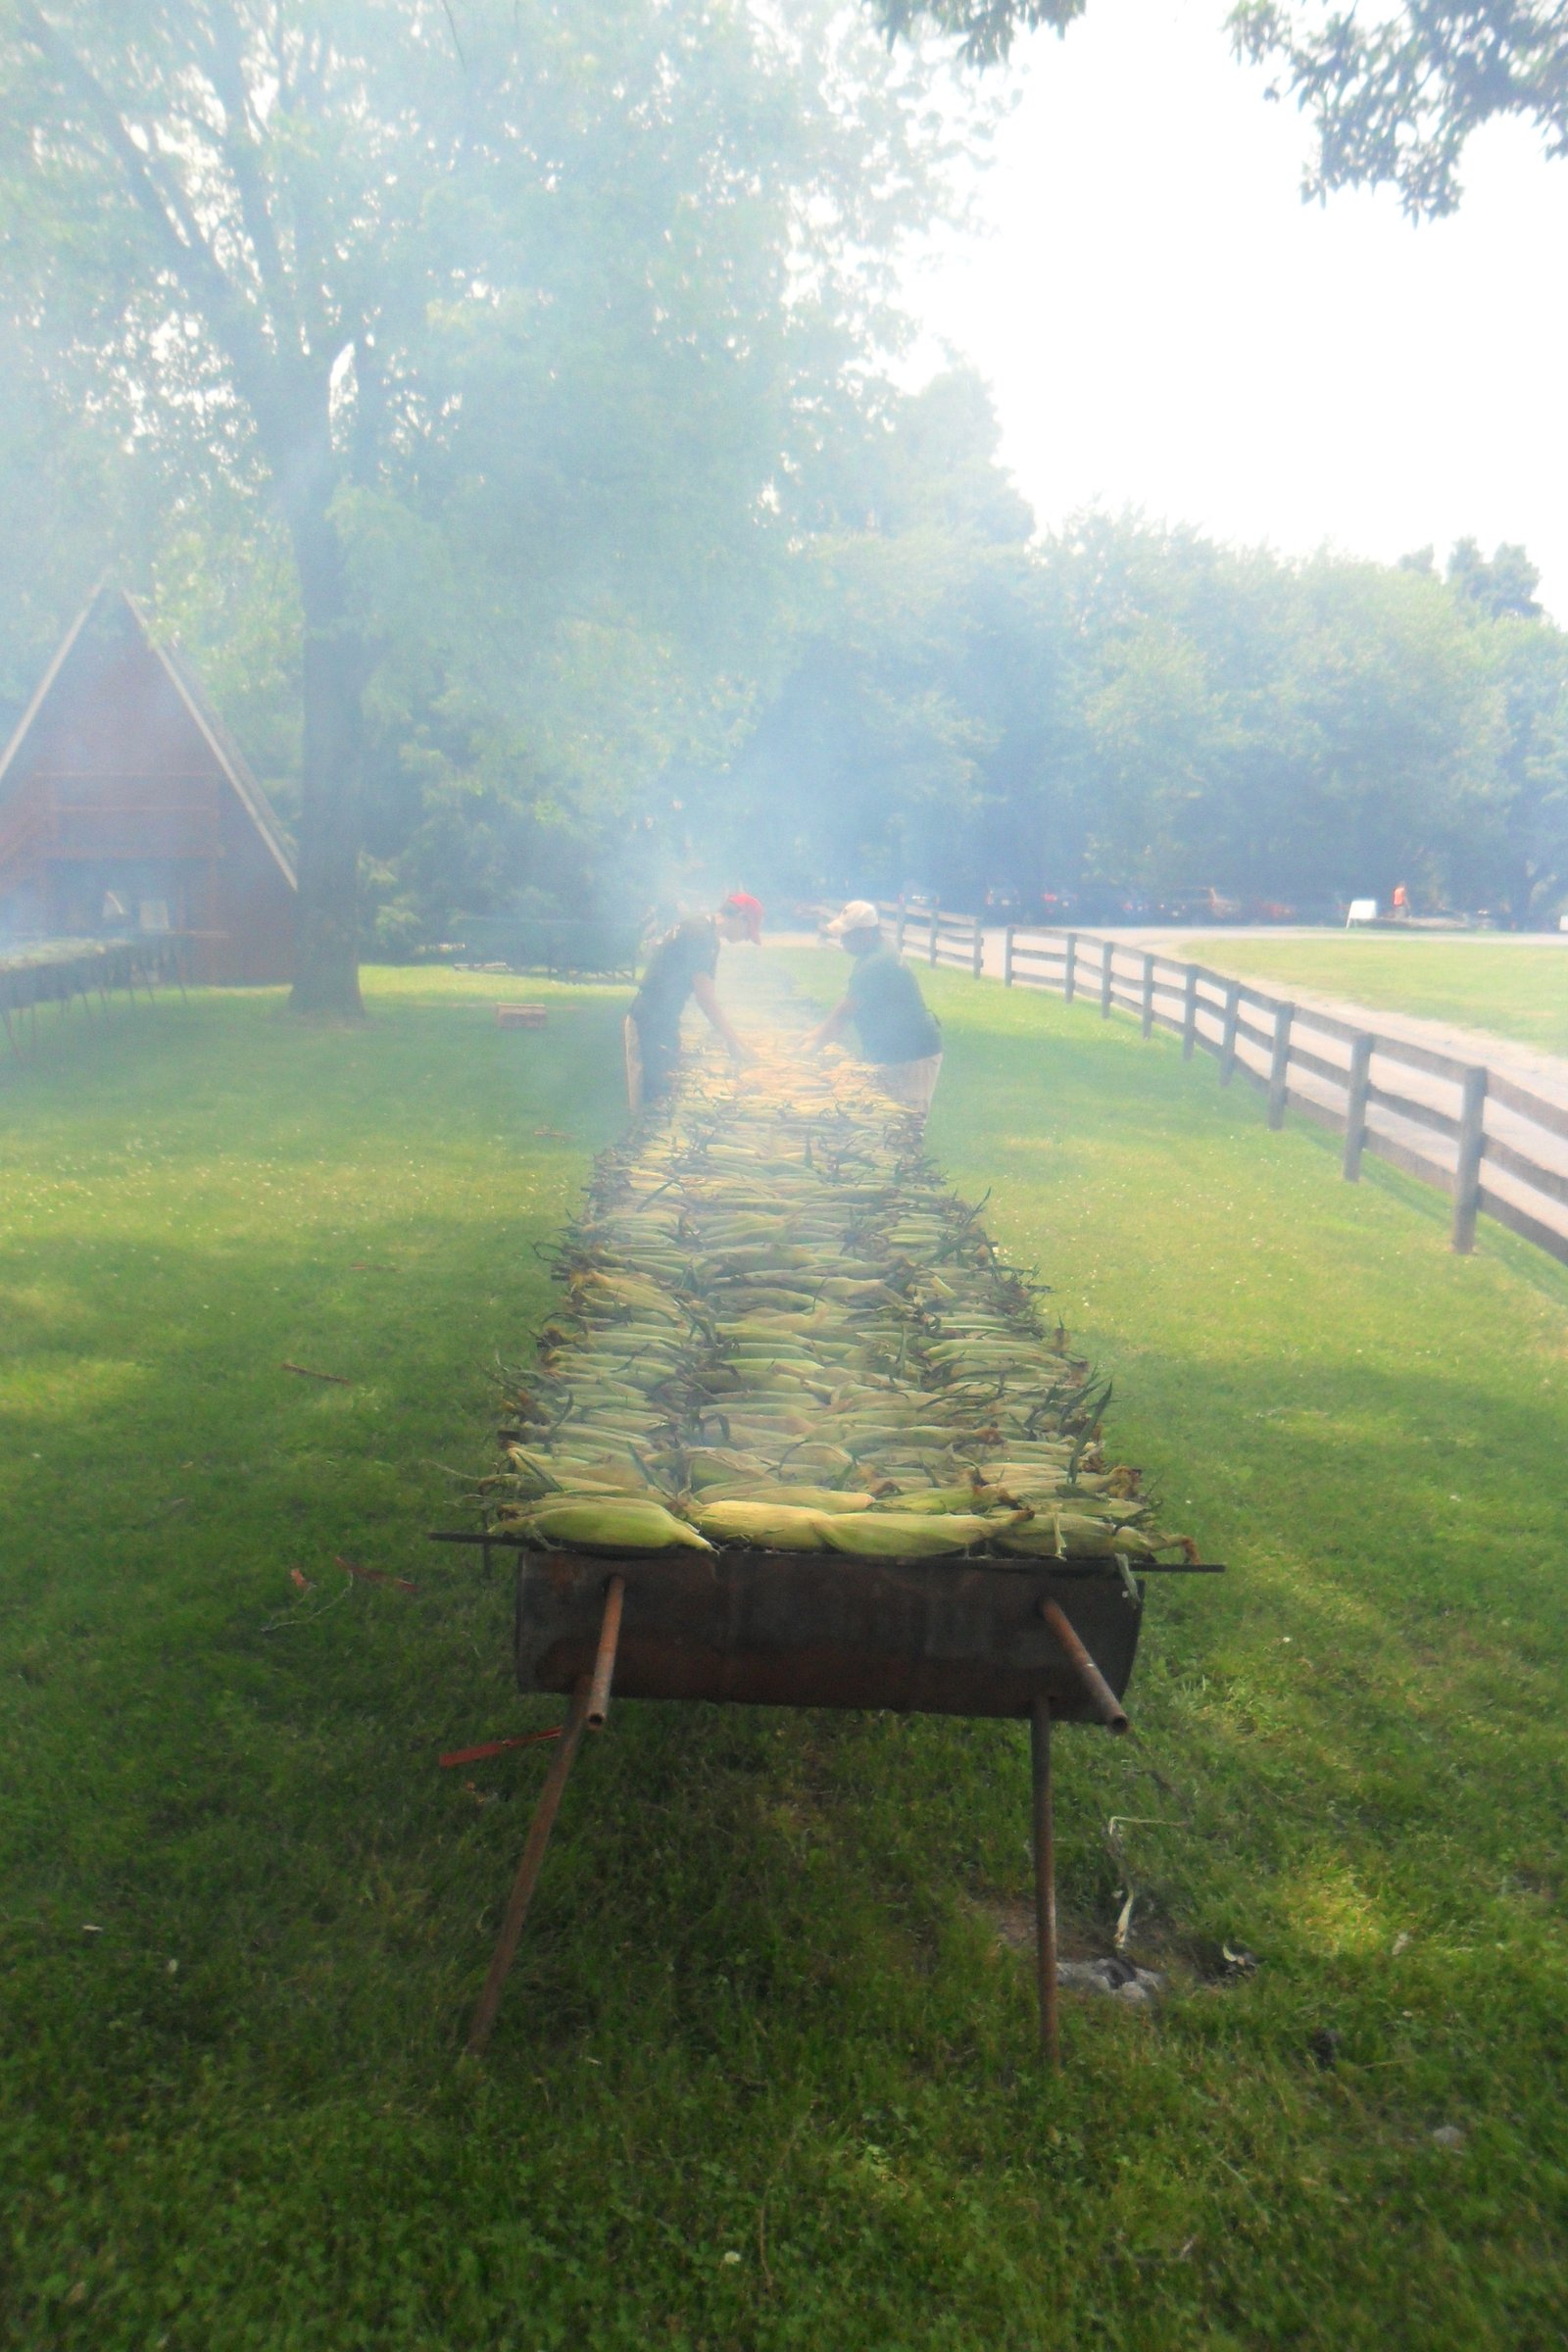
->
<box><xmin>0</xmin><ymin>582</ymin><xmax>297</xmax><ymax>892</ymax></box>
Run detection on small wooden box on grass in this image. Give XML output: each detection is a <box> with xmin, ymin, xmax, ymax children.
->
<box><xmin>495</xmin><ymin>1004</ymin><xmax>548</xmax><ymax>1030</ymax></box>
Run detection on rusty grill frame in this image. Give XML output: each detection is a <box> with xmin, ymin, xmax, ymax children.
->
<box><xmin>428</xmin><ymin>1532</ymin><xmax>1224</xmax><ymax>2063</ymax></box>
<box><xmin>513</xmin><ymin>1546</ymin><xmax>1143</xmax><ymax>1721</ymax></box>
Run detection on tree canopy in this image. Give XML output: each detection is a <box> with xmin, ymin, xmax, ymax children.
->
<box><xmin>874</xmin><ymin>0</ymin><xmax>1568</xmax><ymax>213</ymax></box>
<box><xmin>0</xmin><ymin>0</ymin><xmax>971</xmax><ymax>1005</ymax></box>
<box><xmin>3</xmin><ymin>3</ymin><xmax>1565</xmax><ymax>967</ymax></box>
<box><xmin>1231</xmin><ymin>0</ymin><xmax>1568</xmax><ymax>215</ymax></box>
<box><xmin>873</xmin><ymin>0</ymin><xmax>1081</xmax><ymax>66</ymax></box>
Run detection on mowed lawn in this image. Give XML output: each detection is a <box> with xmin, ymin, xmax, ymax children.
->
<box><xmin>1177</xmin><ymin>932</ymin><xmax>1568</xmax><ymax>1057</ymax></box>
<box><xmin>2</xmin><ymin>956</ymin><xmax>1566</xmax><ymax>2350</ymax></box>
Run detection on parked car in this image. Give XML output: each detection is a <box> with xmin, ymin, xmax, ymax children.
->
<box><xmin>1147</xmin><ymin>887</ymin><xmax>1244</xmax><ymax>924</ymax></box>
<box><xmin>971</xmin><ymin>883</ymin><xmax>1168</xmax><ymax>927</ymax></box>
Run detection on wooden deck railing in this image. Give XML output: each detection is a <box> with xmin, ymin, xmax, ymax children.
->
<box><xmin>872</xmin><ymin>906</ymin><xmax>1568</xmax><ymax>1270</ymax></box>
<box><xmin>0</xmin><ymin>935</ymin><xmax>187</xmax><ymax>1058</ymax></box>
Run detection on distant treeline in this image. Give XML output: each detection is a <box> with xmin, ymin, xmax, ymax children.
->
<box><xmin>708</xmin><ymin>452</ymin><xmax>1568</xmax><ymax>931</ymax></box>
<box><xmin>13</xmin><ymin>359</ymin><xmax>1562</xmax><ymax>940</ymax></box>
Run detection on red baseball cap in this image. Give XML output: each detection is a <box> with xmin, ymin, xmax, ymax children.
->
<box><xmin>722</xmin><ymin>892</ymin><xmax>763</xmax><ymax>944</ymax></box>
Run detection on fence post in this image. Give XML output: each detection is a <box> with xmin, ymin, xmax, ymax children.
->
<box><xmin>1267</xmin><ymin>1002</ymin><xmax>1294</xmax><ymax>1130</ymax></box>
<box><xmin>895</xmin><ymin>906</ymin><xmax>906</xmax><ymax>957</ymax></box>
<box><xmin>971</xmin><ymin>917</ymin><xmax>984</xmax><ymax>981</ymax></box>
<box><xmin>1450</xmin><ymin>1066</ymin><xmax>1488</xmax><ymax>1253</ymax></box>
<box><xmin>928</xmin><ymin>906</ymin><xmax>938</xmax><ymax>968</ymax></box>
<box><xmin>1063</xmin><ymin>932</ymin><xmax>1076</xmax><ymax>1003</ymax></box>
<box><xmin>1141</xmin><ymin>954</ymin><xmax>1155</xmax><ymax>1039</ymax></box>
<box><xmin>1003</xmin><ymin>926</ymin><xmax>1014</xmax><ymax>988</ymax></box>
<box><xmin>1342</xmin><ymin>1034</ymin><xmax>1373</xmax><ymax>1181</ymax></box>
<box><xmin>1182</xmin><ymin>967</ymin><xmax>1199</xmax><ymax>1060</ymax></box>
<box><xmin>1099</xmin><ymin>940</ymin><xmax>1113</xmax><ymax>1019</ymax></box>
<box><xmin>1219</xmin><ymin>982</ymin><xmax>1240</xmax><ymax>1084</ymax></box>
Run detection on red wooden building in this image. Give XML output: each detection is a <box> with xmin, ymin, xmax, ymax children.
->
<box><xmin>0</xmin><ymin>584</ymin><xmax>296</xmax><ymax>984</ymax></box>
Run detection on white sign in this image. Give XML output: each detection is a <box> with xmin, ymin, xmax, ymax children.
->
<box><xmin>1346</xmin><ymin>898</ymin><xmax>1378</xmax><ymax>926</ymax></box>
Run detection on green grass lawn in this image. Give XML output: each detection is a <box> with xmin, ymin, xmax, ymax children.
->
<box><xmin>3</xmin><ymin>956</ymin><xmax>1567</xmax><ymax>2349</ymax></box>
<box><xmin>1177</xmin><ymin>933</ymin><xmax>1568</xmax><ymax>1057</ymax></box>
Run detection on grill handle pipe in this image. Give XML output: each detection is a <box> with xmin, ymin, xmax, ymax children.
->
<box><xmin>586</xmin><ymin>1575</ymin><xmax>626</xmax><ymax>1728</ymax></box>
<box><xmin>1040</xmin><ymin>1598</ymin><xmax>1129</xmax><ymax>1735</ymax></box>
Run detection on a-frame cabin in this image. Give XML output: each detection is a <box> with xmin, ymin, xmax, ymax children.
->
<box><xmin>0</xmin><ymin>584</ymin><xmax>296</xmax><ymax>984</ymax></box>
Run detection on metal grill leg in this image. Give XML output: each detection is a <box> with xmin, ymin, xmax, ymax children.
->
<box><xmin>466</xmin><ymin>1575</ymin><xmax>625</xmax><ymax>2056</ymax></box>
<box><xmin>1031</xmin><ymin>1697</ymin><xmax>1058</xmax><ymax>2066</ymax></box>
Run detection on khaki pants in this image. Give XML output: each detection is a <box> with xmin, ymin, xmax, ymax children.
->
<box><xmin>873</xmin><ymin>1052</ymin><xmax>943</xmax><ymax>1117</ymax></box>
<box><xmin>623</xmin><ymin>1014</ymin><xmax>644</xmax><ymax>1113</ymax></box>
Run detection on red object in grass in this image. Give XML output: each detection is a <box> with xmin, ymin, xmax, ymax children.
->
<box><xmin>289</xmin><ymin>1567</ymin><xmax>314</xmax><ymax>1592</ymax></box>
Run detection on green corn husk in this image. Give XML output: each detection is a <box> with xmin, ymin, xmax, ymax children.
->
<box><xmin>687</xmin><ymin>1499</ymin><xmax>830</xmax><ymax>1550</ymax></box>
<box><xmin>487</xmin><ymin>963</ymin><xmax>1201</xmax><ymax>1571</ymax></box>
<box><xmin>871</xmin><ymin>1483</ymin><xmax>1017</xmax><ymax>1514</ymax></box>
<box><xmin>772</xmin><ymin>1444</ymin><xmax>856</xmax><ymax>1475</ymax></box>
<box><xmin>700</xmin><ymin>1483</ymin><xmax>872</xmax><ymax>1514</ymax></box>
<box><xmin>997</xmin><ymin>1515</ymin><xmax>1158</xmax><ymax>1560</ymax></box>
<box><xmin>503</xmin><ymin>1446</ymin><xmax>564</xmax><ymax>1495</ymax></box>
<box><xmin>817</xmin><ymin>1510</ymin><xmax>1021</xmax><ymax>1559</ymax></box>
<box><xmin>548</xmin><ymin>1456</ymin><xmax>662</xmax><ymax>1496</ymax></box>
<box><xmin>500</xmin><ymin>1498</ymin><xmax>713</xmax><ymax>1552</ymax></box>
<box><xmin>685</xmin><ymin>1448</ymin><xmax>777</xmax><ymax>1491</ymax></box>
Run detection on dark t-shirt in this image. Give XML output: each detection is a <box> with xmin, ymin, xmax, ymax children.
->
<box><xmin>631</xmin><ymin>915</ymin><xmax>719</xmax><ymax>1037</ymax></box>
<box><xmin>846</xmin><ymin>944</ymin><xmax>942</xmax><ymax>1064</ymax></box>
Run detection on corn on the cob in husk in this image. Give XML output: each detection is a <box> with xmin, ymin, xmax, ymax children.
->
<box><xmin>484</xmin><ymin>957</ymin><xmax>1199</xmax><ymax>1565</ymax></box>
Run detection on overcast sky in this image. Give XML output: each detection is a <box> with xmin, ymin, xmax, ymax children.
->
<box><xmin>904</xmin><ymin>0</ymin><xmax>1568</xmax><ymax>618</ymax></box>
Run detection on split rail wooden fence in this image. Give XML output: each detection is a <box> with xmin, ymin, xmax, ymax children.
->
<box><xmin>875</xmin><ymin>901</ymin><xmax>987</xmax><ymax>979</ymax></box>
<box><xmin>872</xmin><ymin>906</ymin><xmax>1568</xmax><ymax>1270</ymax></box>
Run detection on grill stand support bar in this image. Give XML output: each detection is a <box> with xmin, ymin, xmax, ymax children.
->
<box><xmin>455</xmin><ymin>1548</ymin><xmax>1144</xmax><ymax>2064</ymax></box>
<box><xmin>466</xmin><ymin>1576</ymin><xmax>624</xmax><ymax>2057</ymax></box>
<box><xmin>1031</xmin><ymin>1698</ymin><xmax>1057</xmax><ymax>2065</ymax></box>
<box><xmin>1030</xmin><ymin>1604</ymin><xmax>1134</xmax><ymax>2066</ymax></box>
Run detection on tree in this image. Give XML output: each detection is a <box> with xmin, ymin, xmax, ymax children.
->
<box><xmin>874</xmin><ymin>0</ymin><xmax>1568</xmax><ymax>215</ymax></box>
<box><xmin>1473</xmin><ymin>618</ymin><xmax>1568</xmax><ymax>921</ymax></box>
<box><xmin>1018</xmin><ymin>516</ymin><xmax>1498</xmax><ymax>909</ymax></box>
<box><xmin>1</xmin><ymin>3</ymin><xmax>482</xmax><ymax>1010</ymax></box>
<box><xmin>1</xmin><ymin>1</ymin><xmax>967</xmax><ymax>1009</ymax></box>
<box><xmin>874</xmin><ymin>0</ymin><xmax>1082</xmax><ymax>66</ymax></box>
<box><xmin>713</xmin><ymin>369</ymin><xmax>1040</xmax><ymax>901</ymax></box>
<box><xmin>1231</xmin><ymin>1</ymin><xmax>1568</xmax><ymax>215</ymax></box>
<box><xmin>1446</xmin><ymin>537</ymin><xmax>1544</xmax><ymax>620</ymax></box>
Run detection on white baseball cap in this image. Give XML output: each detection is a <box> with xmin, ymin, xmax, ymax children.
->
<box><xmin>824</xmin><ymin>899</ymin><xmax>880</xmax><ymax>936</ymax></box>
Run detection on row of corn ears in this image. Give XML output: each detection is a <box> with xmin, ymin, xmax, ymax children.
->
<box><xmin>489</xmin><ymin>963</ymin><xmax>1199</xmax><ymax>1565</ymax></box>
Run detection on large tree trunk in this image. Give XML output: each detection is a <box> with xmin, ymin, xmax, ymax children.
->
<box><xmin>1506</xmin><ymin>858</ymin><xmax>1537</xmax><ymax>932</ymax></box>
<box><xmin>16</xmin><ymin>12</ymin><xmax>373</xmax><ymax>1011</ymax></box>
<box><xmin>284</xmin><ymin>488</ymin><xmax>367</xmax><ymax>1018</ymax></box>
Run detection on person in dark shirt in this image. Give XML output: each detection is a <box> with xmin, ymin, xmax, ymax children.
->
<box><xmin>803</xmin><ymin>899</ymin><xmax>943</xmax><ymax>1118</ymax></box>
<box><xmin>625</xmin><ymin>892</ymin><xmax>762</xmax><ymax>1109</ymax></box>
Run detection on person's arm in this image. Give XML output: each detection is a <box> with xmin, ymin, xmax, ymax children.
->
<box><xmin>803</xmin><ymin>995</ymin><xmax>854</xmax><ymax>1054</ymax></box>
<box><xmin>691</xmin><ymin>970</ymin><xmax>754</xmax><ymax>1061</ymax></box>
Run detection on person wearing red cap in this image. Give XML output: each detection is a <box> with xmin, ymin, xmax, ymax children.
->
<box><xmin>624</xmin><ymin>893</ymin><xmax>762</xmax><ymax>1110</ymax></box>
